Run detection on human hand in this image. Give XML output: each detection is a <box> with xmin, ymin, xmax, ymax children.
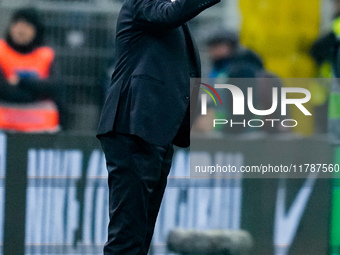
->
<box><xmin>8</xmin><ymin>75</ymin><xmax>19</xmax><ymax>86</ymax></box>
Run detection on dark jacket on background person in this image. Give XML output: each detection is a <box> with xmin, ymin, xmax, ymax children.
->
<box><xmin>97</xmin><ymin>0</ymin><xmax>220</xmax><ymax>147</ymax></box>
<box><xmin>310</xmin><ymin>32</ymin><xmax>337</xmax><ymax>67</ymax></box>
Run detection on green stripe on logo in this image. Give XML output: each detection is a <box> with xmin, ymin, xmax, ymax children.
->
<box><xmin>200</xmin><ymin>88</ymin><xmax>217</xmax><ymax>106</ymax></box>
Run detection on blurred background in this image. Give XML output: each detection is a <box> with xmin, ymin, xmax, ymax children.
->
<box><xmin>0</xmin><ymin>0</ymin><xmax>340</xmax><ymax>255</ymax></box>
<box><xmin>0</xmin><ymin>0</ymin><xmax>334</xmax><ymax>134</ymax></box>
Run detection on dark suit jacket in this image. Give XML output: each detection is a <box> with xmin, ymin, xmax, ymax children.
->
<box><xmin>97</xmin><ymin>0</ymin><xmax>220</xmax><ymax>147</ymax></box>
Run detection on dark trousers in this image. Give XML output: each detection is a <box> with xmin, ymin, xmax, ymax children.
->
<box><xmin>99</xmin><ymin>133</ymin><xmax>174</xmax><ymax>255</ymax></box>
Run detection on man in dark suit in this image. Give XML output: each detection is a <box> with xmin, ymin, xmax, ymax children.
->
<box><xmin>97</xmin><ymin>0</ymin><xmax>220</xmax><ymax>253</ymax></box>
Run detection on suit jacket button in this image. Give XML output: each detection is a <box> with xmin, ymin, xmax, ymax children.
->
<box><xmin>185</xmin><ymin>95</ymin><xmax>190</xmax><ymax>100</ymax></box>
<box><xmin>190</xmin><ymin>73</ymin><xmax>196</xmax><ymax>77</ymax></box>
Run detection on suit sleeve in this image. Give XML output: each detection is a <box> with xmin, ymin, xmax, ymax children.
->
<box><xmin>133</xmin><ymin>0</ymin><xmax>220</xmax><ymax>30</ymax></box>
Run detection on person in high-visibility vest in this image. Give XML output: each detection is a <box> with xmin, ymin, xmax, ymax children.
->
<box><xmin>0</xmin><ymin>7</ymin><xmax>66</xmax><ymax>132</ymax></box>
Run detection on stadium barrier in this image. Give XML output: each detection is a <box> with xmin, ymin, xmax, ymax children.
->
<box><xmin>0</xmin><ymin>132</ymin><xmax>333</xmax><ymax>255</ymax></box>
